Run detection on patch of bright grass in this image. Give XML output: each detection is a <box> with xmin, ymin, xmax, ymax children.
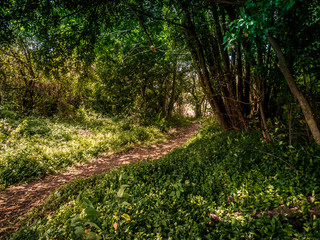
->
<box><xmin>0</xmin><ymin>106</ymin><xmax>167</xmax><ymax>189</ymax></box>
<box><xmin>8</xmin><ymin>123</ymin><xmax>320</xmax><ymax>239</ymax></box>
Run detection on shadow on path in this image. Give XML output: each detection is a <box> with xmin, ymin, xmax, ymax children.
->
<box><xmin>0</xmin><ymin>123</ymin><xmax>200</xmax><ymax>235</ymax></box>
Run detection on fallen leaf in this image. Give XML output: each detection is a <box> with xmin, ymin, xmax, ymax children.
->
<box><xmin>113</xmin><ymin>222</ymin><xmax>118</xmax><ymax>232</ymax></box>
<box><xmin>209</xmin><ymin>214</ymin><xmax>222</xmax><ymax>222</ymax></box>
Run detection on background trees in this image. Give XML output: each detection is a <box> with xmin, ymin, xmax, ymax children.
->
<box><xmin>1</xmin><ymin>0</ymin><xmax>319</xmax><ymax>143</ymax></box>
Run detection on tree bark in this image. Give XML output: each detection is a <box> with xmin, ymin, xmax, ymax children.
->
<box><xmin>260</xmin><ymin>101</ymin><xmax>271</xmax><ymax>143</ymax></box>
<box><xmin>266</xmin><ymin>34</ymin><xmax>320</xmax><ymax>145</ymax></box>
<box><xmin>167</xmin><ymin>63</ymin><xmax>177</xmax><ymax>119</ymax></box>
<box><xmin>236</xmin><ymin>42</ymin><xmax>243</xmax><ymax>107</ymax></box>
<box><xmin>179</xmin><ymin>1</ymin><xmax>231</xmax><ymax>129</ymax></box>
<box><xmin>164</xmin><ymin>73</ymin><xmax>170</xmax><ymax>117</ymax></box>
<box><xmin>211</xmin><ymin>4</ymin><xmax>230</xmax><ymax>71</ymax></box>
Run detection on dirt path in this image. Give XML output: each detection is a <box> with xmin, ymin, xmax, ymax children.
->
<box><xmin>0</xmin><ymin>123</ymin><xmax>200</xmax><ymax>235</ymax></box>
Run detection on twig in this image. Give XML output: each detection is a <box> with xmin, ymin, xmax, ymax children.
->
<box><xmin>122</xmin><ymin>0</ymin><xmax>157</xmax><ymax>52</ymax></box>
<box><xmin>132</xmin><ymin>8</ymin><xmax>188</xmax><ymax>29</ymax></box>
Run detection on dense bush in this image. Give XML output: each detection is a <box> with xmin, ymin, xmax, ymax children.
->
<box><xmin>0</xmin><ymin>106</ymin><xmax>167</xmax><ymax>189</ymax></box>
<box><xmin>9</xmin><ymin>123</ymin><xmax>320</xmax><ymax>239</ymax></box>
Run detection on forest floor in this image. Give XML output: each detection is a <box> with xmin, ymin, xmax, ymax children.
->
<box><xmin>0</xmin><ymin>122</ymin><xmax>200</xmax><ymax>235</ymax></box>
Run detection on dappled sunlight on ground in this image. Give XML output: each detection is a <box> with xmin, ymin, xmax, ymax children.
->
<box><xmin>0</xmin><ymin>123</ymin><xmax>199</xmax><ymax>234</ymax></box>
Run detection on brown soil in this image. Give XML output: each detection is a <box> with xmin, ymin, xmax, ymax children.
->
<box><xmin>0</xmin><ymin>123</ymin><xmax>200</xmax><ymax>236</ymax></box>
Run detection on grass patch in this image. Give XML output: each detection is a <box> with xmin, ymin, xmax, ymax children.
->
<box><xmin>0</xmin><ymin>105</ymin><xmax>168</xmax><ymax>189</ymax></box>
<box><xmin>7</xmin><ymin>123</ymin><xmax>320</xmax><ymax>239</ymax></box>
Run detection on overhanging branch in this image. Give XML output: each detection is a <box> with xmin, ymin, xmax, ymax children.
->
<box><xmin>122</xmin><ymin>0</ymin><xmax>157</xmax><ymax>52</ymax></box>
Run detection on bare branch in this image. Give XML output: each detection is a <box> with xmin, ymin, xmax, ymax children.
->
<box><xmin>132</xmin><ymin>8</ymin><xmax>188</xmax><ymax>29</ymax></box>
<box><xmin>122</xmin><ymin>0</ymin><xmax>157</xmax><ymax>52</ymax></box>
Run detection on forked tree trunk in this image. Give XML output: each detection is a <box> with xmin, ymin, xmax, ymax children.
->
<box><xmin>266</xmin><ymin>34</ymin><xmax>320</xmax><ymax>145</ymax></box>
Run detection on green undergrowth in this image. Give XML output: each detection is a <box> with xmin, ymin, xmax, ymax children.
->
<box><xmin>7</xmin><ymin>123</ymin><xmax>320</xmax><ymax>239</ymax></box>
<box><xmin>0</xmin><ymin>105</ymin><xmax>169</xmax><ymax>189</ymax></box>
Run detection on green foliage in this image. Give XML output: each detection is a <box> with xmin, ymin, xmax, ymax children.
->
<box><xmin>1</xmin><ymin>0</ymin><xmax>203</xmax><ymax>122</ymax></box>
<box><xmin>224</xmin><ymin>0</ymin><xmax>298</xmax><ymax>45</ymax></box>
<box><xmin>0</xmin><ymin>108</ymin><xmax>167</xmax><ymax>188</ymax></box>
<box><xmin>9</xmin><ymin>123</ymin><xmax>320</xmax><ymax>239</ymax></box>
<box><xmin>1</xmin><ymin>0</ymin><xmax>320</xmax><ymax>137</ymax></box>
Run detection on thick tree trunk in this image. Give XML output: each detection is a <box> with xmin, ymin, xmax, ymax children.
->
<box><xmin>211</xmin><ymin>5</ymin><xmax>230</xmax><ymax>71</ymax></box>
<box><xmin>179</xmin><ymin>1</ymin><xmax>231</xmax><ymax>130</ymax></box>
<box><xmin>211</xmin><ymin>5</ymin><xmax>249</xmax><ymax>130</ymax></box>
<box><xmin>194</xmin><ymin>54</ymin><xmax>231</xmax><ymax>130</ymax></box>
<box><xmin>266</xmin><ymin>34</ymin><xmax>320</xmax><ymax>145</ymax></box>
<box><xmin>198</xmin><ymin>18</ymin><xmax>242</xmax><ymax>129</ymax></box>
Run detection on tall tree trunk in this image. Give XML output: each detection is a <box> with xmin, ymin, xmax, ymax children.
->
<box><xmin>260</xmin><ymin>103</ymin><xmax>271</xmax><ymax>143</ymax></box>
<box><xmin>236</xmin><ymin>42</ymin><xmax>243</xmax><ymax>107</ymax></box>
<box><xmin>211</xmin><ymin>4</ymin><xmax>249</xmax><ymax>130</ymax></box>
<box><xmin>198</xmin><ymin>17</ymin><xmax>241</xmax><ymax>128</ymax></box>
<box><xmin>211</xmin><ymin>4</ymin><xmax>230</xmax><ymax>71</ymax></box>
<box><xmin>167</xmin><ymin>64</ymin><xmax>177</xmax><ymax>119</ymax></box>
<box><xmin>242</xmin><ymin>41</ymin><xmax>252</xmax><ymax>116</ymax></box>
<box><xmin>163</xmin><ymin>73</ymin><xmax>170</xmax><ymax>117</ymax></box>
<box><xmin>179</xmin><ymin>1</ymin><xmax>231</xmax><ymax>130</ymax></box>
<box><xmin>190</xmin><ymin>49</ymin><xmax>231</xmax><ymax>130</ymax></box>
<box><xmin>266</xmin><ymin>34</ymin><xmax>320</xmax><ymax>145</ymax></box>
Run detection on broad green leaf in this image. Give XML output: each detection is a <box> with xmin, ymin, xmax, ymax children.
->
<box><xmin>85</xmin><ymin>207</ymin><xmax>100</xmax><ymax>218</ymax></box>
<box><xmin>85</xmin><ymin>231</ymin><xmax>99</xmax><ymax>240</ymax></box>
<box><xmin>122</xmin><ymin>213</ymin><xmax>131</xmax><ymax>221</ymax></box>
<box><xmin>74</xmin><ymin>226</ymin><xmax>85</xmax><ymax>236</ymax></box>
<box><xmin>85</xmin><ymin>221</ymin><xmax>101</xmax><ymax>230</ymax></box>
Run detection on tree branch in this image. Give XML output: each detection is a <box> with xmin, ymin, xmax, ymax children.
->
<box><xmin>132</xmin><ymin>8</ymin><xmax>188</xmax><ymax>29</ymax></box>
<box><xmin>122</xmin><ymin>0</ymin><xmax>157</xmax><ymax>52</ymax></box>
<box><xmin>204</xmin><ymin>0</ymin><xmax>244</xmax><ymax>6</ymax></box>
<box><xmin>31</xmin><ymin>1</ymin><xmax>103</xmax><ymax>37</ymax></box>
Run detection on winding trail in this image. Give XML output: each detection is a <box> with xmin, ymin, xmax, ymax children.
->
<box><xmin>0</xmin><ymin>123</ymin><xmax>200</xmax><ymax>235</ymax></box>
